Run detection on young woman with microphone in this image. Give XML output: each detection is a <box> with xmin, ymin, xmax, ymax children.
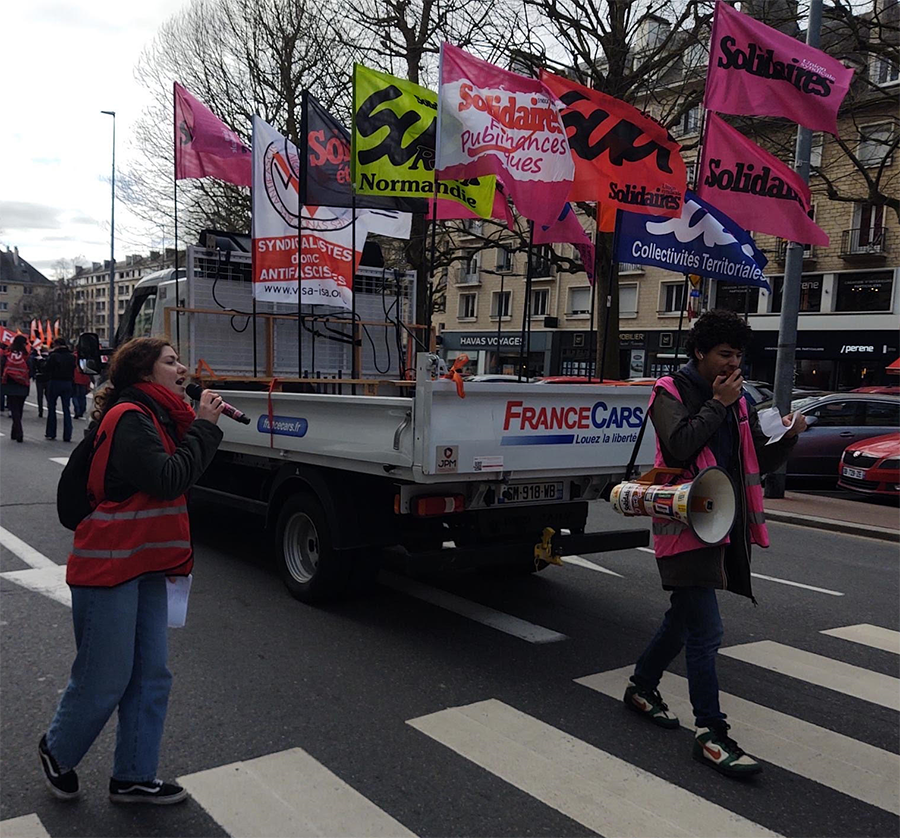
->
<box><xmin>39</xmin><ymin>338</ymin><xmax>225</xmax><ymax>805</ymax></box>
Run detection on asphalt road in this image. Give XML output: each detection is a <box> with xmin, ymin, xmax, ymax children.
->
<box><xmin>1</xmin><ymin>404</ymin><xmax>898</xmax><ymax>838</ymax></box>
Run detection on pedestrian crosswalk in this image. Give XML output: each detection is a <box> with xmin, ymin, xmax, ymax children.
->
<box><xmin>1</xmin><ymin>622</ymin><xmax>897</xmax><ymax>837</ymax></box>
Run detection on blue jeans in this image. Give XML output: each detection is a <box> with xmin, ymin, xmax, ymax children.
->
<box><xmin>46</xmin><ymin>574</ymin><xmax>172</xmax><ymax>781</ymax></box>
<box><xmin>46</xmin><ymin>380</ymin><xmax>73</xmax><ymax>441</ymax></box>
<box><xmin>72</xmin><ymin>384</ymin><xmax>88</xmax><ymax>418</ymax></box>
<box><xmin>632</xmin><ymin>586</ymin><xmax>726</xmax><ymax>728</ymax></box>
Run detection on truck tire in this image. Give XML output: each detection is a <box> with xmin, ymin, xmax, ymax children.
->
<box><xmin>275</xmin><ymin>493</ymin><xmax>350</xmax><ymax>603</ymax></box>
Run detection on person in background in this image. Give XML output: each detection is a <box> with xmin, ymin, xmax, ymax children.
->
<box><xmin>72</xmin><ymin>351</ymin><xmax>92</xmax><ymax>420</ymax></box>
<box><xmin>30</xmin><ymin>340</ymin><xmax>50</xmax><ymax>418</ymax></box>
<box><xmin>1</xmin><ymin>334</ymin><xmax>32</xmax><ymax>442</ymax></box>
<box><xmin>45</xmin><ymin>337</ymin><xmax>76</xmax><ymax>442</ymax></box>
<box><xmin>39</xmin><ymin>337</ymin><xmax>225</xmax><ymax>805</ymax></box>
<box><xmin>0</xmin><ymin>340</ymin><xmax>8</xmax><ymax>414</ymax></box>
<box><xmin>622</xmin><ymin>310</ymin><xmax>807</xmax><ymax>779</ymax></box>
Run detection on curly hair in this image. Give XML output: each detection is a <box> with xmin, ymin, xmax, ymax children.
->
<box><xmin>91</xmin><ymin>337</ymin><xmax>172</xmax><ymax>420</ymax></box>
<box><xmin>684</xmin><ymin>310</ymin><xmax>753</xmax><ymax>359</ymax></box>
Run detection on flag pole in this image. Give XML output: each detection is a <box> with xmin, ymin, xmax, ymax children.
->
<box><xmin>173</xmin><ymin>83</ymin><xmax>181</xmax><ymax>355</ymax></box>
<box><xmin>428</xmin><ymin>191</ymin><xmax>439</xmax><ymax>360</ymax></box>
<box><xmin>588</xmin><ymin>208</ymin><xmax>603</xmax><ymax>382</ymax></box>
<box><xmin>496</xmin><ymin>271</ymin><xmax>504</xmax><ymax>373</ymax></box>
<box><xmin>517</xmin><ymin>220</ymin><xmax>535</xmax><ymax>380</ymax></box>
<box><xmin>672</xmin><ymin>273</ymin><xmax>690</xmax><ymax>373</ymax></box>
<box><xmin>298</xmin><ymin>90</ymin><xmax>309</xmax><ymax>384</ymax></box>
<box><xmin>598</xmin><ymin>209</ymin><xmax>620</xmax><ymax>382</ymax></box>
<box><xmin>351</xmin><ymin>189</ymin><xmax>358</xmax><ymax>393</ymax></box>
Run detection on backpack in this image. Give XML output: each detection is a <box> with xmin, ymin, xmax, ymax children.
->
<box><xmin>57</xmin><ymin>403</ymin><xmax>150</xmax><ymax>531</ymax></box>
<box><xmin>2</xmin><ymin>351</ymin><xmax>30</xmax><ymax>386</ymax></box>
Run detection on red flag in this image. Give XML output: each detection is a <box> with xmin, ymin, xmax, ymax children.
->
<box><xmin>534</xmin><ymin>203</ymin><xmax>596</xmax><ymax>284</ymax></box>
<box><xmin>36</xmin><ymin>321</ymin><xmax>44</xmax><ymax>344</ymax></box>
<box><xmin>597</xmin><ymin>203</ymin><xmax>617</xmax><ymax>233</ymax></box>
<box><xmin>46</xmin><ymin>321</ymin><xmax>53</xmax><ymax>342</ymax></box>
<box><xmin>541</xmin><ymin>72</ymin><xmax>686</xmax><ymax>217</ymax></box>
<box><xmin>175</xmin><ymin>82</ymin><xmax>251</xmax><ymax>187</ymax></box>
<box><xmin>29</xmin><ymin>319</ymin><xmax>36</xmax><ymax>342</ymax></box>
<box><xmin>54</xmin><ymin>319</ymin><xmax>61</xmax><ymax>338</ymax></box>
<box><xmin>436</xmin><ymin>44</ymin><xmax>574</xmax><ymax>227</ymax></box>
<box><xmin>698</xmin><ymin>113</ymin><xmax>828</xmax><ymax>247</ymax></box>
<box><xmin>705</xmin><ymin>1</ymin><xmax>853</xmax><ymax>136</ymax></box>
<box><xmin>0</xmin><ymin>327</ymin><xmax>15</xmax><ymax>345</ymax></box>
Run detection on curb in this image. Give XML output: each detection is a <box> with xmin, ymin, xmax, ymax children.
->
<box><xmin>765</xmin><ymin>510</ymin><xmax>899</xmax><ymax>542</ymax></box>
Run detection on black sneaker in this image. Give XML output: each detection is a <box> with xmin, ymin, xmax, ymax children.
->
<box><xmin>693</xmin><ymin>723</ymin><xmax>763</xmax><ymax>778</ymax></box>
<box><xmin>109</xmin><ymin>778</ymin><xmax>188</xmax><ymax>805</ymax></box>
<box><xmin>623</xmin><ymin>683</ymin><xmax>680</xmax><ymax>728</ymax></box>
<box><xmin>39</xmin><ymin>735</ymin><xmax>80</xmax><ymax>800</ymax></box>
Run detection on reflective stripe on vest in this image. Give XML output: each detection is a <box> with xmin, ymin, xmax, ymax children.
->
<box><xmin>650</xmin><ymin>376</ymin><xmax>769</xmax><ymax>558</ymax></box>
<box><xmin>66</xmin><ymin>402</ymin><xmax>193</xmax><ymax>588</ymax></box>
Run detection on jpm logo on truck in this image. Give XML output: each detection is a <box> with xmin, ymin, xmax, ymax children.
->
<box><xmin>257</xmin><ymin>415</ymin><xmax>309</xmax><ymax>437</ymax></box>
<box><xmin>501</xmin><ymin>400</ymin><xmax>643</xmax><ymax>446</ymax></box>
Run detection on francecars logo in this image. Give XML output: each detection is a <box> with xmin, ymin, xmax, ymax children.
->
<box><xmin>257</xmin><ymin>415</ymin><xmax>309</xmax><ymax>437</ymax></box>
<box><xmin>501</xmin><ymin>399</ymin><xmax>643</xmax><ymax>446</ymax></box>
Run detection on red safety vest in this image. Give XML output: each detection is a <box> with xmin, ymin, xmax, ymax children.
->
<box><xmin>66</xmin><ymin>402</ymin><xmax>193</xmax><ymax>587</ymax></box>
<box><xmin>650</xmin><ymin>376</ymin><xmax>769</xmax><ymax>558</ymax></box>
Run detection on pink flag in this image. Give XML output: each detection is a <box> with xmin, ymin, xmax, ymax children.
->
<box><xmin>533</xmin><ymin>203</ymin><xmax>595</xmax><ymax>283</ymax></box>
<box><xmin>436</xmin><ymin>43</ymin><xmax>574</xmax><ymax>228</ymax></box>
<box><xmin>175</xmin><ymin>82</ymin><xmax>251</xmax><ymax>187</ymax></box>
<box><xmin>426</xmin><ymin>181</ymin><xmax>514</xmax><ymax>228</ymax></box>
<box><xmin>705</xmin><ymin>1</ymin><xmax>853</xmax><ymax>136</ymax></box>
<box><xmin>698</xmin><ymin>113</ymin><xmax>828</xmax><ymax>247</ymax></box>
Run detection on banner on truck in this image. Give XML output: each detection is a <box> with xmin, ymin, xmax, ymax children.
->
<box><xmin>252</xmin><ymin>115</ymin><xmax>411</xmax><ymax>309</ymax></box>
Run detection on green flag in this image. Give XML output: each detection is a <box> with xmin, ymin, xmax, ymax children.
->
<box><xmin>352</xmin><ymin>64</ymin><xmax>495</xmax><ymax>218</ymax></box>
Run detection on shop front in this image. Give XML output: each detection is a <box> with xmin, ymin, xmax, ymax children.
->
<box><xmin>440</xmin><ymin>330</ymin><xmax>554</xmax><ymax>378</ymax></box>
<box><xmin>749</xmin><ymin>330</ymin><xmax>900</xmax><ymax>389</ymax></box>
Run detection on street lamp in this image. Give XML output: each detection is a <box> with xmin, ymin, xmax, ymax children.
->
<box><xmin>101</xmin><ymin>110</ymin><xmax>116</xmax><ymax>344</ymax></box>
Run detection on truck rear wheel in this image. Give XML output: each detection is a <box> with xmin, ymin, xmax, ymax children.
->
<box><xmin>275</xmin><ymin>493</ymin><xmax>350</xmax><ymax>603</ymax></box>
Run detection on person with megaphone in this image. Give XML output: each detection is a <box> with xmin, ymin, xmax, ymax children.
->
<box><xmin>622</xmin><ymin>310</ymin><xmax>806</xmax><ymax>779</ymax></box>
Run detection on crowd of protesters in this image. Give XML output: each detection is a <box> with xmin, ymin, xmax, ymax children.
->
<box><xmin>0</xmin><ymin>334</ymin><xmax>92</xmax><ymax>444</ymax></box>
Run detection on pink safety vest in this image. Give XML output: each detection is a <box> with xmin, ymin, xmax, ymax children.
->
<box><xmin>650</xmin><ymin>376</ymin><xmax>769</xmax><ymax>557</ymax></box>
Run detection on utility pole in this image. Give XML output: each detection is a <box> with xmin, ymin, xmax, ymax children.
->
<box><xmin>101</xmin><ymin>110</ymin><xmax>116</xmax><ymax>345</ymax></box>
<box><xmin>765</xmin><ymin>0</ymin><xmax>822</xmax><ymax>499</ymax></box>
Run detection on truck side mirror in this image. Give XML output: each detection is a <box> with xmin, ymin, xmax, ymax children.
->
<box><xmin>77</xmin><ymin>332</ymin><xmax>103</xmax><ymax>375</ymax></box>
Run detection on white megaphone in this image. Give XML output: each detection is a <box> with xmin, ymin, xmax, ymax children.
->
<box><xmin>610</xmin><ymin>466</ymin><xmax>737</xmax><ymax>545</ymax></box>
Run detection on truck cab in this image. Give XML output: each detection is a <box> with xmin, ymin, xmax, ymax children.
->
<box><xmin>115</xmin><ymin>268</ymin><xmax>186</xmax><ymax>345</ymax></box>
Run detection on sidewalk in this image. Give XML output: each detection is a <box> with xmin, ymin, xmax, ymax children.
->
<box><xmin>764</xmin><ymin>491</ymin><xmax>900</xmax><ymax>542</ymax></box>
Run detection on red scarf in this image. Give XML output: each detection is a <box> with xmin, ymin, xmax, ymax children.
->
<box><xmin>132</xmin><ymin>382</ymin><xmax>196</xmax><ymax>440</ymax></box>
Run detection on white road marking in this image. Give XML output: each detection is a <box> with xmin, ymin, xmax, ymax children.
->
<box><xmin>561</xmin><ymin>555</ymin><xmax>623</xmax><ymax>577</ymax></box>
<box><xmin>821</xmin><ymin>624</ymin><xmax>900</xmax><ymax>655</ymax></box>
<box><xmin>721</xmin><ymin>641</ymin><xmax>900</xmax><ymax>711</ymax></box>
<box><xmin>0</xmin><ymin>566</ymin><xmax>71</xmax><ymax>608</ymax></box>
<box><xmin>49</xmin><ymin>457</ymin><xmax>69</xmax><ymax>466</ymax></box>
<box><xmin>408</xmin><ymin>699</ymin><xmax>779</xmax><ymax>838</ymax></box>
<box><xmin>0</xmin><ymin>526</ymin><xmax>57</xmax><ymax>570</ymax></box>
<box><xmin>750</xmin><ymin>573</ymin><xmax>844</xmax><ymax>597</ymax></box>
<box><xmin>577</xmin><ymin>666</ymin><xmax>900</xmax><ymax>815</ymax></box>
<box><xmin>636</xmin><ymin>546</ymin><xmax>655</xmax><ymax>553</ymax></box>
<box><xmin>0</xmin><ymin>813</ymin><xmax>51</xmax><ymax>838</ymax></box>
<box><xmin>380</xmin><ymin>572</ymin><xmax>567</xmax><ymax>644</ymax></box>
<box><xmin>179</xmin><ymin>747</ymin><xmax>415</xmax><ymax>837</ymax></box>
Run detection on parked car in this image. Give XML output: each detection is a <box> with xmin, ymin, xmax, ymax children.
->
<box><xmin>742</xmin><ymin>380</ymin><xmax>774</xmax><ymax>405</ymax></box>
<box><xmin>754</xmin><ymin>390</ymin><xmax>834</xmax><ymax>413</ymax></box>
<box><xmin>837</xmin><ymin>433</ymin><xmax>900</xmax><ymax>497</ymax></box>
<box><xmin>853</xmin><ymin>386</ymin><xmax>900</xmax><ymax>395</ymax></box>
<box><xmin>785</xmin><ymin>393</ymin><xmax>900</xmax><ymax>480</ymax></box>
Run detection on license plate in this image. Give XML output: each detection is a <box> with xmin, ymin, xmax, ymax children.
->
<box><xmin>499</xmin><ymin>481</ymin><xmax>564</xmax><ymax>504</ymax></box>
<box><xmin>842</xmin><ymin>466</ymin><xmax>866</xmax><ymax>480</ymax></box>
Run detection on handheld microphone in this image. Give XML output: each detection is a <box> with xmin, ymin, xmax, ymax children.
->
<box><xmin>185</xmin><ymin>383</ymin><xmax>252</xmax><ymax>425</ymax></box>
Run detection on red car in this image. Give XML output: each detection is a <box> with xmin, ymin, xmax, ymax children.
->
<box><xmin>837</xmin><ymin>432</ymin><xmax>900</xmax><ymax>497</ymax></box>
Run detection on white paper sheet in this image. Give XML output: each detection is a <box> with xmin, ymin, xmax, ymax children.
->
<box><xmin>757</xmin><ymin>406</ymin><xmax>799</xmax><ymax>445</ymax></box>
<box><xmin>167</xmin><ymin>574</ymin><xmax>192</xmax><ymax>628</ymax></box>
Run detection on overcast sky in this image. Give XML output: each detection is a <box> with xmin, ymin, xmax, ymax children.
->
<box><xmin>0</xmin><ymin>0</ymin><xmax>187</xmax><ymax>276</ymax></box>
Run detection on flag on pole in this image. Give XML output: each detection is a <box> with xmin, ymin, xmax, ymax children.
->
<box><xmin>174</xmin><ymin>82</ymin><xmax>252</xmax><ymax>186</ymax></box>
<box><xmin>252</xmin><ymin>115</ymin><xmax>411</xmax><ymax>310</ymax></box>
<box><xmin>54</xmin><ymin>319</ymin><xmax>61</xmax><ymax>338</ymax></box>
<box><xmin>45</xmin><ymin>321</ymin><xmax>53</xmax><ymax>343</ymax></box>
<box><xmin>426</xmin><ymin>179</ymin><xmax>514</xmax><ymax>228</ymax></box>
<box><xmin>698</xmin><ymin>113</ymin><xmax>828</xmax><ymax>247</ymax></box>
<box><xmin>617</xmin><ymin>190</ymin><xmax>770</xmax><ymax>289</ymax></box>
<box><xmin>533</xmin><ymin>203</ymin><xmax>596</xmax><ymax>283</ymax></box>
<box><xmin>704</xmin><ymin>1</ymin><xmax>853</xmax><ymax>136</ymax></box>
<box><xmin>0</xmin><ymin>327</ymin><xmax>15</xmax><ymax>345</ymax></box>
<box><xmin>351</xmin><ymin>65</ymin><xmax>496</xmax><ymax>217</ymax></box>
<box><xmin>436</xmin><ymin>43</ymin><xmax>574</xmax><ymax>228</ymax></box>
<box><xmin>29</xmin><ymin>319</ymin><xmax>36</xmax><ymax>342</ymax></box>
<box><xmin>541</xmin><ymin>72</ymin><xmax>686</xmax><ymax>216</ymax></box>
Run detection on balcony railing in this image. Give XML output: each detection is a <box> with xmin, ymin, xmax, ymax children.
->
<box><xmin>618</xmin><ymin>262</ymin><xmax>645</xmax><ymax>274</ymax></box>
<box><xmin>457</xmin><ymin>273</ymin><xmax>481</xmax><ymax>285</ymax></box>
<box><xmin>776</xmin><ymin>239</ymin><xmax>815</xmax><ymax>261</ymax></box>
<box><xmin>841</xmin><ymin>226</ymin><xmax>888</xmax><ymax>258</ymax></box>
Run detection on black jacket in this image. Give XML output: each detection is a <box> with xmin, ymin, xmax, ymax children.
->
<box><xmin>46</xmin><ymin>347</ymin><xmax>76</xmax><ymax>382</ymax></box>
<box><xmin>102</xmin><ymin>386</ymin><xmax>223</xmax><ymax>503</ymax></box>
<box><xmin>649</xmin><ymin>362</ymin><xmax>796</xmax><ymax>598</ymax></box>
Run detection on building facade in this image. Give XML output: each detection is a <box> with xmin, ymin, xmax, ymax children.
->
<box><xmin>0</xmin><ymin>247</ymin><xmax>55</xmax><ymax>333</ymax></box>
